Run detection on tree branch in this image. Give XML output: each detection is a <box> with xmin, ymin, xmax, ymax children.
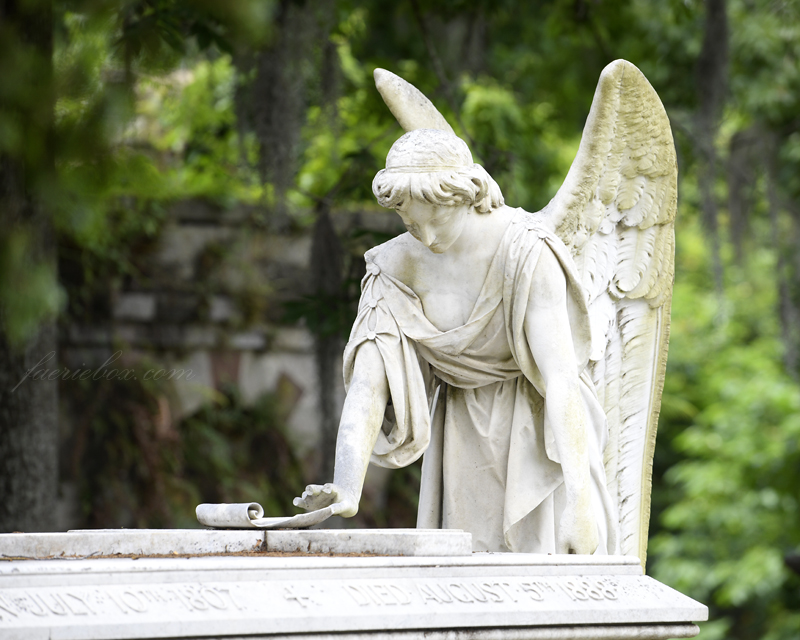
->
<box><xmin>407</xmin><ymin>0</ymin><xmax>483</xmax><ymax>163</ymax></box>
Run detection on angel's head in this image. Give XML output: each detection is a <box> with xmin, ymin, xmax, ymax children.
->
<box><xmin>372</xmin><ymin>130</ymin><xmax>504</xmax><ymax>252</ymax></box>
<box><xmin>372</xmin><ymin>129</ymin><xmax>503</xmax><ymax>214</ymax></box>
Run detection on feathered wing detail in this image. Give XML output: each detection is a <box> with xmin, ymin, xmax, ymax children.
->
<box><xmin>372</xmin><ymin>61</ymin><xmax>676</xmax><ymax>564</ymax></box>
<box><xmin>544</xmin><ymin>60</ymin><xmax>677</xmax><ymax>567</ymax></box>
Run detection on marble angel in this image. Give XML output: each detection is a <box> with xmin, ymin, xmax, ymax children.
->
<box><xmin>290</xmin><ymin>60</ymin><xmax>678</xmax><ymax>559</ymax></box>
<box><xmin>199</xmin><ymin>59</ymin><xmax>676</xmax><ymax>561</ymax></box>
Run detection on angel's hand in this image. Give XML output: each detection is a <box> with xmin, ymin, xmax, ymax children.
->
<box><xmin>557</xmin><ymin>501</ymin><xmax>599</xmax><ymax>555</ymax></box>
<box><xmin>293</xmin><ymin>483</ymin><xmax>358</xmax><ymax>518</ymax></box>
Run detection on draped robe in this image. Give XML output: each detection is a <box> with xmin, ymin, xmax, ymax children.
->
<box><xmin>343</xmin><ymin>209</ymin><xmax>619</xmax><ymax>553</ymax></box>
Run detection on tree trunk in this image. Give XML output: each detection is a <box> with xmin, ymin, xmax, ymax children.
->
<box><xmin>237</xmin><ymin>0</ymin><xmax>315</xmax><ymax>217</ymax></box>
<box><xmin>695</xmin><ymin>0</ymin><xmax>728</xmax><ymax>296</ymax></box>
<box><xmin>766</xmin><ymin>141</ymin><xmax>800</xmax><ymax>378</ymax></box>
<box><xmin>0</xmin><ymin>324</ymin><xmax>58</xmax><ymax>532</ymax></box>
<box><xmin>311</xmin><ymin>208</ymin><xmax>344</xmax><ymax>483</ymax></box>
<box><xmin>0</xmin><ymin>0</ymin><xmax>58</xmax><ymax>533</ymax></box>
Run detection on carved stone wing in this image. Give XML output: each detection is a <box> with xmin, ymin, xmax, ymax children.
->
<box><xmin>543</xmin><ymin>59</ymin><xmax>677</xmax><ymax>565</ymax></box>
<box><xmin>373</xmin><ymin>68</ymin><xmax>455</xmax><ymax>134</ymax></box>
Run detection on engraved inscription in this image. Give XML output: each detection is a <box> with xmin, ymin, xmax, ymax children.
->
<box><xmin>63</xmin><ymin>592</ymin><xmax>96</xmax><ymax>616</ymax></box>
<box><xmin>416</xmin><ymin>581</ymin><xmax>523</xmax><ymax>605</ymax></box>
<box><xmin>0</xmin><ymin>574</ymin><xmax>632</xmax><ymax>625</ymax></box>
<box><xmin>339</xmin><ymin>577</ymin><xmax>619</xmax><ymax>608</ymax></box>
<box><xmin>283</xmin><ymin>585</ymin><xmax>320</xmax><ymax>608</ymax></box>
<box><xmin>0</xmin><ymin>584</ymin><xmax>245</xmax><ymax>621</ymax></box>
<box><xmin>0</xmin><ymin>595</ymin><xmax>18</xmax><ymax>619</ymax></box>
<box><xmin>105</xmin><ymin>585</ymin><xmax>243</xmax><ymax>614</ymax></box>
<box><xmin>417</xmin><ymin>581</ymin><xmax>543</xmax><ymax>604</ymax></box>
<box><xmin>558</xmin><ymin>578</ymin><xmax>619</xmax><ymax>602</ymax></box>
<box><xmin>344</xmin><ymin>583</ymin><xmax>412</xmax><ymax>606</ymax></box>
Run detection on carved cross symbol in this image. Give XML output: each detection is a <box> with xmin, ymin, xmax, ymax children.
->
<box><xmin>282</xmin><ymin>586</ymin><xmax>316</xmax><ymax>608</ymax></box>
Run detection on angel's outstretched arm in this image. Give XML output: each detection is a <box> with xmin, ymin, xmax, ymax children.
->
<box><xmin>294</xmin><ymin>342</ymin><xmax>389</xmax><ymax>516</ymax></box>
<box><xmin>524</xmin><ymin>246</ymin><xmax>599</xmax><ymax>555</ymax></box>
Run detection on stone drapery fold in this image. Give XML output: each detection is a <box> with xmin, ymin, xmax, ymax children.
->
<box><xmin>343</xmin><ymin>210</ymin><xmax>618</xmax><ymax>554</ymax></box>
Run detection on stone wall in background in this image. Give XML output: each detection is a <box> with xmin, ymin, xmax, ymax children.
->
<box><xmin>56</xmin><ymin>198</ymin><xmax>403</xmax><ymax>530</ymax></box>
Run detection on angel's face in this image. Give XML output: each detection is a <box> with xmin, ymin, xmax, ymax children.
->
<box><xmin>396</xmin><ymin>200</ymin><xmax>470</xmax><ymax>254</ymax></box>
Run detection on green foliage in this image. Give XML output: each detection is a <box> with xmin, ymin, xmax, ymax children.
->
<box><xmin>136</xmin><ymin>55</ymin><xmax>263</xmax><ymax>204</ymax></box>
<box><xmin>60</xmin><ymin>357</ymin><xmax>181</xmax><ymax>529</ymax></box>
<box><xmin>0</xmin><ymin>0</ymin><xmax>59</xmax><ymax>344</ymax></box>
<box><xmin>0</xmin><ymin>0</ymin><xmax>270</xmax><ymax>344</ymax></box>
<box><xmin>0</xmin><ymin>230</ymin><xmax>64</xmax><ymax>343</ymax></box>
<box><xmin>177</xmin><ymin>386</ymin><xmax>305</xmax><ymax>523</ymax></box>
<box><xmin>2</xmin><ymin>1</ymin><xmax>799</xmax><ymax>636</ymax></box>
<box><xmin>651</xmin><ymin>216</ymin><xmax>800</xmax><ymax>640</ymax></box>
<box><xmin>283</xmin><ymin>290</ymin><xmax>357</xmax><ymax>339</ymax></box>
<box><xmin>62</xmin><ymin>370</ymin><xmax>303</xmax><ymax>529</ymax></box>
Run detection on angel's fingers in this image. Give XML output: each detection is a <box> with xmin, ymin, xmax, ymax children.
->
<box><xmin>294</xmin><ymin>487</ymin><xmax>321</xmax><ymax>508</ymax></box>
<box><xmin>300</xmin><ymin>485</ymin><xmax>326</xmax><ymax>500</ymax></box>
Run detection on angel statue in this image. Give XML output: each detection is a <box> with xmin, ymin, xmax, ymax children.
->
<box><xmin>197</xmin><ymin>60</ymin><xmax>676</xmax><ymax>561</ymax></box>
<box><xmin>289</xmin><ymin>60</ymin><xmax>677</xmax><ymax>559</ymax></box>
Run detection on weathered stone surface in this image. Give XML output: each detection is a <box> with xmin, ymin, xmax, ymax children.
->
<box><xmin>112</xmin><ymin>293</ymin><xmax>157</xmax><ymax>322</ymax></box>
<box><xmin>289</xmin><ymin>61</ymin><xmax>679</xmax><ymax>563</ymax></box>
<box><xmin>236</xmin><ymin>627</ymin><xmax>702</xmax><ymax>640</ymax></box>
<box><xmin>209</xmin><ymin>296</ymin><xmax>237</xmax><ymax>322</ymax></box>
<box><xmin>0</xmin><ymin>552</ymin><xmax>707</xmax><ymax>639</ymax></box>
<box><xmin>0</xmin><ymin>529</ymin><xmax>264</xmax><ymax>559</ymax></box>
<box><xmin>266</xmin><ymin>528</ymin><xmax>471</xmax><ymax>556</ymax></box>
<box><xmin>229</xmin><ymin>331</ymin><xmax>267</xmax><ymax>350</ymax></box>
<box><xmin>0</xmin><ymin>528</ymin><xmax>471</xmax><ymax>559</ymax></box>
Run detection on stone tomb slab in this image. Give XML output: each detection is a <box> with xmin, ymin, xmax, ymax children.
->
<box><xmin>0</xmin><ymin>546</ymin><xmax>707</xmax><ymax>640</ymax></box>
<box><xmin>0</xmin><ymin>528</ymin><xmax>473</xmax><ymax>559</ymax></box>
<box><xmin>0</xmin><ymin>530</ymin><xmax>264</xmax><ymax>560</ymax></box>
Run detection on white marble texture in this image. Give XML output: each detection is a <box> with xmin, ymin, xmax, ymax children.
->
<box><xmin>196</xmin><ymin>501</ymin><xmax>338</xmax><ymax>529</ymax></box>
<box><xmin>266</xmin><ymin>528</ymin><xmax>471</xmax><ymax>556</ymax></box>
<box><xmin>287</xmin><ymin>60</ymin><xmax>678</xmax><ymax>564</ymax></box>
<box><xmin>238</xmin><ymin>628</ymin><xmax>701</xmax><ymax>640</ymax></box>
<box><xmin>0</xmin><ymin>552</ymin><xmax>706</xmax><ymax>639</ymax></box>
<box><xmin>0</xmin><ymin>528</ymin><xmax>471</xmax><ymax>559</ymax></box>
<box><xmin>0</xmin><ymin>529</ymin><xmax>264</xmax><ymax>559</ymax></box>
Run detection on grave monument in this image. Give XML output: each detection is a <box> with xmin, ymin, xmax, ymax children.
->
<box><xmin>0</xmin><ymin>60</ymin><xmax>707</xmax><ymax>639</ymax></box>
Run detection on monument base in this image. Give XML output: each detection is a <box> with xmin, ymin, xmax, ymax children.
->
<box><xmin>0</xmin><ymin>529</ymin><xmax>707</xmax><ymax>640</ymax></box>
<box><xmin>249</xmin><ymin>627</ymin><xmax>700</xmax><ymax>639</ymax></box>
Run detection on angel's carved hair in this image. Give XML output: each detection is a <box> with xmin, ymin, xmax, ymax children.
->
<box><xmin>372</xmin><ymin>130</ymin><xmax>504</xmax><ymax>214</ymax></box>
